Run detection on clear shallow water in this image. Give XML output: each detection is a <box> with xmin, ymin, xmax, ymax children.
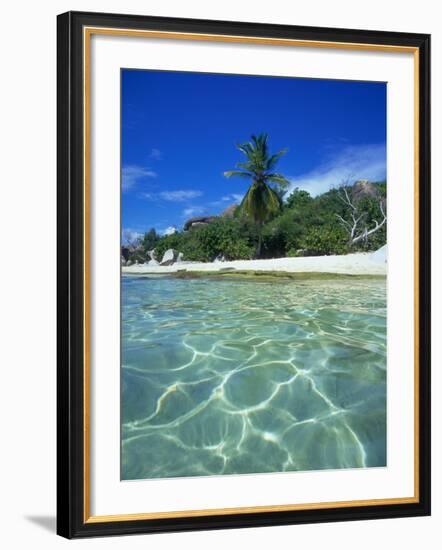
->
<box><xmin>121</xmin><ymin>275</ymin><xmax>386</xmax><ymax>480</ymax></box>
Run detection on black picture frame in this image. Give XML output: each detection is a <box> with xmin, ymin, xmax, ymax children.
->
<box><xmin>57</xmin><ymin>10</ymin><xmax>431</xmax><ymax>539</ymax></box>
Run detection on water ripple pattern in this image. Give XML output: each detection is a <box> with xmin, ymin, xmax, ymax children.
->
<box><xmin>121</xmin><ymin>275</ymin><xmax>387</xmax><ymax>480</ymax></box>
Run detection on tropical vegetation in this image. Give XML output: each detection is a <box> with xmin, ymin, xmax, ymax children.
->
<box><xmin>123</xmin><ymin>181</ymin><xmax>387</xmax><ymax>265</ymax></box>
<box><xmin>122</xmin><ymin>133</ymin><xmax>387</xmax><ymax>264</ymax></box>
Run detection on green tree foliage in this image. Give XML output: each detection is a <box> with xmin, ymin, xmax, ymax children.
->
<box><xmin>128</xmin><ymin>250</ymin><xmax>147</xmax><ymax>264</ymax></box>
<box><xmin>141</xmin><ymin>228</ymin><xmax>160</xmax><ymax>253</ymax></box>
<box><xmin>153</xmin><ymin>219</ymin><xmax>253</xmax><ymax>263</ymax></box>
<box><xmin>262</xmin><ymin>182</ymin><xmax>386</xmax><ymax>257</ymax></box>
<box><xmin>185</xmin><ymin>220</ymin><xmax>253</xmax><ymax>262</ymax></box>
<box><xmin>293</xmin><ymin>225</ymin><xmax>348</xmax><ymax>256</ymax></box>
<box><xmin>261</xmin><ymin>211</ymin><xmax>303</xmax><ymax>258</ymax></box>
<box><xmin>154</xmin><ymin>232</ymin><xmax>187</xmax><ymax>260</ymax></box>
<box><xmin>129</xmin><ymin>181</ymin><xmax>387</xmax><ymax>264</ymax></box>
<box><xmin>285</xmin><ymin>188</ymin><xmax>313</xmax><ymax>210</ymax></box>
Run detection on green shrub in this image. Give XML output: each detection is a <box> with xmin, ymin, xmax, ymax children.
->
<box><xmin>154</xmin><ymin>233</ymin><xmax>187</xmax><ymax>260</ymax></box>
<box><xmin>188</xmin><ymin>219</ymin><xmax>253</xmax><ymax>261</ymax></box>
<box><xmin>261</xmin><ymin>211</ymin><xmax>300</xmax><ymax>257</ymax></box>
<box><xmin>152</xmin><ymin>218</ymin><xmax>253</xmax><ymax>262</ymax></box>
<box><xmin>286</xmin><ymin>248</ymin><xmax>304</xmax><ymax>257</ymax></box>
<box><xmin>300</xmin><ymin>225</ymin><xmax>348</xmax><ymax>256</ymax></box>
<box><xmin>285</xmin><ymin>188</ymin><xmax>313</xmax><ymax>210</ymax></box>
<box><xmin>128</xmin><ymin>251</ymin><xmax>147</xmax><ymax>264</ymax></box>
<box><xmin>141</xmin><ymin>228</ymin><xmax>160</xmax><ymax>252</ymax></box>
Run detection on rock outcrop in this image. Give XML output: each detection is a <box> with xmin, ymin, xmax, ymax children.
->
<box><xmin>183</xmin><ymin>216</ymin><xmax>217</xmax><ymax>231</ymax></box>
<box><xmin>370</xmin><ymin>245</ymin><xmax>387</xmax><ymax>264</ymax></box>
<box><xmin>160</xmin><ymin>249</ymin><xmax>179</xmax><ymax>266</ymax></box>
<box><xmin>147</xmin><ymin>249</ymin><xmax>158</xmax><ymax>261</ymax></box>
<box><xmin>351</xmin><ymin>180</ymin><xmax>379</xmax><ymax>203</ymax></box>
<box><xmin>121</xmin><ymin>247</ymin><xmax>130</xmax><ymax>262</ymax></box>
<box><xmin>221</xmin><ymin>204</ymin><xmax>237</xmax><ymax>218</ymax></box>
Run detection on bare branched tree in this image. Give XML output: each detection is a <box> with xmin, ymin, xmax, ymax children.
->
<box><xmin>336</xmin><ymin>185</ymin><xmax>386</xmax><ymax>246</ymax></box>
<box><xmin>122</xmin><ymin>229</ymin><xmax>142</xmax><ymax>251</ymax></box>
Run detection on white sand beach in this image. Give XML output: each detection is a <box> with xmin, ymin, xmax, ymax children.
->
<box><xmin>123</xmin><ymin>247</ymin><xmax>387</xmax><ymax>276</ymax></box>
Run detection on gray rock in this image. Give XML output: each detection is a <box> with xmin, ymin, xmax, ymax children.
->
<box><xmin>160</xmin><ymin>249</ymin><xmax>178</xmax><ymax>266</ymax></box>
<box><xmin>351</xmin><ymin>180</ymin><xmax>379</xmax><ymax>203</ymax></box>
<box><xmin>221</xmin><ymin>204</ymin><xmax>238</xmax><ymax>218</ymax></box>
<box><xmin>371</xmin><ymin>245</ymin><xmax>387</xmax><ymax>264</ymax></box>
<box><xmin>121</xmin><ymin>247</ymin><xmax>130</xmax><ymax>261</ymax></box>
<box><xmin>176</xmin><ymin>252</ymin><xmax>184</xmax><ymax>263</ymax></box>
<box><xmin>183</xmin><ymin>216</ymin><xmax>217</xmax><ymax>231</ymax></box>
<box><xmin>147</xmin><ymin>249</ymin><xmax>158</xmax><ymax>261</ymax></box>
<box><xmin>214</xmin><ymin>254</ymin><xmax>226</xmax><ymax>263</ymax></box>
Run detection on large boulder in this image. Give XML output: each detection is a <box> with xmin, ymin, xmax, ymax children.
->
<box><xmin>145</xmin><ymin>259</ymin><xmax>159</xmax><ymax>266</ymax></box>
<box><xmin>175</xmin><ymin>252</ymin><xmax>184</xmax><ymax>263</ymax></box>
<box><xmin>221</xmin><ymin>204</ymin><xmax>238</xmax><ymax>218</ymax></box>
<box><xmin>147</xmin><ymin>249</ymin><xmax>158</xmax><ymax>261</ymax></box>
<box><xmin>160</xmin><ymin>249</ymin><xmax>178</xmax><ymax>266</ymax></box>
<box><xmin>351</xmin><ymin>180</ymin><xmax>379</xmax><ymax>203</ymax></box>
<box><xmin>371</xmin><ymin>245</ymin><xmax>387</xmax><ymax>264</ymax></box>
<box><xmin>183</xmin><ymin>216</ymin><xmax>217</xmax><ymax>231</ymax></box>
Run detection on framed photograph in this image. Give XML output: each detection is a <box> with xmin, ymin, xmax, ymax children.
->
<box><xmin>57</xmin><ymin>11</ymin><xmax>431</xmax><ymax>538</ymax></box>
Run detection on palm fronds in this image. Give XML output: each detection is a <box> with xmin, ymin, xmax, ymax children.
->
<box><xmin>236</xmin><ymin>182</ymin><xmax>282</xmax><ymax>224</ymax></box>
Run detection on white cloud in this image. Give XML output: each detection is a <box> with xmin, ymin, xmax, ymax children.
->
<box><xmin>160</xmin><ymin>190</ymin><xmax>203</xmax><ymax>202</ymax></box>
<box><xmin>182</xmin><ymin>206</ymin><xmax>207</xmax><ymax>218</ymax></box>
<box><xmin>149</xmin><ymin>148</ymin><xmax>163</xmax><ymax>160</ymax></box>
<box><xmin>221</xmin><ymin>193</ymin><xmax>243</xmax><ymax>203</ymax></box>
<box><xmin>140</xmin><ymin>190</ymin><xmax>203</xmax><ymax>202</ymax></box>
<box><xmin>122</xmin><ymin>165</ymin><xmax>157</xmax><ymax>192</ymax></box>
<box><xmin>161</xmin><ymin>226</ymin><xmax>177</xmax><ymax>236</ymax></box>
<box><xmin>286</xmin><ymin>144</ymin><xmax>386</xmax><ymax>197</ymax></box>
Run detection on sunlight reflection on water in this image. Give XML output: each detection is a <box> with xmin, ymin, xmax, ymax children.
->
<box><xmin>121</xmin><ymin>275</ymin><xmax>386</xmax><ymax>480</ymax></box>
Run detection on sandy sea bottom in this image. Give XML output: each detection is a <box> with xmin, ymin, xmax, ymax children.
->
<box><xmin>121</xmin><ymin>275</ymin><xmax>386</xmax><ymax>480</ymax></box>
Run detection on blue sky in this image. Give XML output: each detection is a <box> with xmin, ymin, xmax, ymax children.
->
<box><xmin>122</xmin><ymin>69</ymin><xmax>386</xmax><ymax>241</ymax></box>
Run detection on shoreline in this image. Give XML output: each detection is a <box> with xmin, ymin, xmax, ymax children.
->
<box><xmin>122</xmin><ymin>251</ymin><xmax>387</xmax><ymax>277</ymax></box>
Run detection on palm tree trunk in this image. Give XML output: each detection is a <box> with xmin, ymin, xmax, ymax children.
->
<box><xmin>256</xmin><ymin>225</ymin><xmax>263</xmax><ymax>258</ymax></box>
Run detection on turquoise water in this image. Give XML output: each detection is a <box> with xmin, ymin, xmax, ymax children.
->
<box><xmin>121</xmin><ymin>275</ymin><xmax>386</xmax><ymax>480</ymax></box>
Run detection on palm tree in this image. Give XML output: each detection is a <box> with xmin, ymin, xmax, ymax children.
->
<box><xmin>224</xmin><ymin>133</ymin><xmax>289</xmax><ymax>257</ymax></box>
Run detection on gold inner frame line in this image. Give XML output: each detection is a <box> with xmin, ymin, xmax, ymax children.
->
<box><xmin>82</xmin><ymin>26</ymin><xmax>420</xmax><ymax>524</ymax></box>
